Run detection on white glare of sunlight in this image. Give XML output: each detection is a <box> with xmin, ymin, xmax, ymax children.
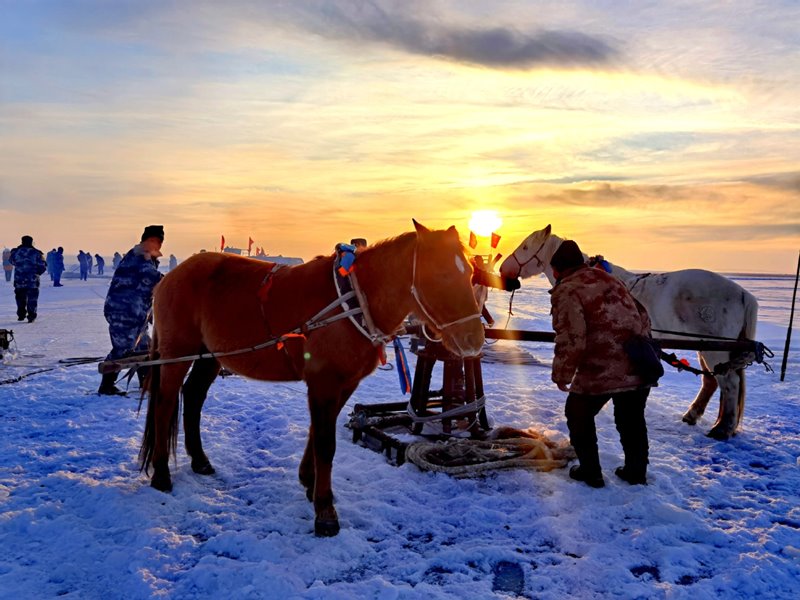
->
<box><xmin>469</xmin><ymin>210</ymin><xmax>503</xmax><ymax>237</ymax></box>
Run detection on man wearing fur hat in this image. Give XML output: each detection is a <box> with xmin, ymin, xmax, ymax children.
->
<box><xmin>99</xmin><ymin>225</ymin><xmax>165</xmax><ymax>395</ymax></box>
<box><xmin>9</xmin><ymin>235</ymin><xmax>47</xmax><ymax>322</ymax></box>
<box><xmin>549</xmin><ymin>239</ymin><xmax>654</xmax><ymax>488</ymax></box>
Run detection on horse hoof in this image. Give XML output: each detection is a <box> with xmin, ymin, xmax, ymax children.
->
<box><xmin>150</xmin><ymin>475</ymin><xmax>173</xmax><ymax>493</ymax></box>
<box><xmin>192</xmin><ymin>460</ymin><xmax>216</xmax><ymax>475</ymax></box>
<box><xmin>314</xmin><ymin>518</ymin><xmax>340</xmax><ymax>537</ymax></box>
<box><xmin>706</xmin><ymin>428</ymin><xmax>730</xmax><ymax>441</ymax></box>
<box><xmin>682</xmin><ymin>414</ymin><xmax>697</xmax><ymax>425</ymax></box>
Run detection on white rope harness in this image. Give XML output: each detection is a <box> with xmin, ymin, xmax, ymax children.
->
<box><xmin>410</xmin><ymin>246</ymin><xmax>481</xmax><ymax>331</ymax></box>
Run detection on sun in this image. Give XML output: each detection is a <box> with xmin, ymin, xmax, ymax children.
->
<box><xmin>468</xmin><ymin>210</ymin><xmax>502</xmax><ymax>237</ymax></box>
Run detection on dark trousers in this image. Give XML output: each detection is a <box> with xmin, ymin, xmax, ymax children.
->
<box><xmin>104</xmin><ymin>314</ymin><xmax>151</xmax><ymax>361</ymax></box>
<box><xmin>14</xmin><ymin>287</ymin><xmax>40</xmax><ymax>319</ymax></box>
<box><xmin>565</xmin><ymin>387</ymin><xmax>650</xmax><ymax>477</ymax></box>
<box><xmin>4</xmin><ymin>270</ymin><xmax>10</xmax><ymax>282</ymax></box>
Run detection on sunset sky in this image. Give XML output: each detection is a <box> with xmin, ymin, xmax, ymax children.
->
<box><xmin>2</xmin><ymin>0</ymin><xmax>798</xmax><ymax>273</ymax></box>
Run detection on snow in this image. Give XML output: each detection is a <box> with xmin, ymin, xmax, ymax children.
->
<box><xmin>1</xmin><ymin>273</ymin><xmax>799</xmax><ymax>599</ymax></box>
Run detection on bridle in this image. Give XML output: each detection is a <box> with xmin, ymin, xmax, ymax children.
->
<box><xmin>410</xmin><ymin>245</ymin><xmax>481</xmax><ymax>332</ymax></box>
<box><xmin>507</xmin><ymin>237</ymin><xmax>548</xmax><ymax>278</ymax></box>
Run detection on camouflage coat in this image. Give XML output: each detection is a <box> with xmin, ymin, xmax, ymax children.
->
<box><xmin>550</xmin><ymin>265</ymin><xmax>653</xmax><ymax>395</ymax></box>
<box><xmin>9</xmin><ymin>244</ymin><xmax>47</xmax><ymax>288</ymax></box>
<box><xmin>104</xmin><ymin>244</ymin><xmax>163</xmax><ymax>323</ymax></box>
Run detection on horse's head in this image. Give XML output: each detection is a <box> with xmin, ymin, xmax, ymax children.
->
<box><xmin>411</xmin><ymin>220</ymin><xmax>485</xmax><ymax>357</ymax></box>
<box><xmin>499</xmin><ymin>224</ymin><xmax>555</xmax><ymax>280</ymax></box>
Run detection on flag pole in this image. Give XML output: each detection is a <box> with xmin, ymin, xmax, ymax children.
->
<box><xmin>780</xmin><ymin>249</ymin><xmax>800</xmax><ymax>382</ymax></box>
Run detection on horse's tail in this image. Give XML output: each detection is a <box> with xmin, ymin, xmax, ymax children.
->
<box><xmin>138</xmin><ymin>329</ymin><xmax>163</xmax><ymax>475</ymax></box>
<box><xmin>735</xmin><ymin>290</ymin><xmax>759</xmax><ymax>429</ymax></box>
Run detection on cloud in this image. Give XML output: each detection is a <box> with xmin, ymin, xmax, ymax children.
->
<box><xmin>653</xmin><ymin>223</ymin><xmax>800</xmax><ymax>243</ymax></box>
<box><xmin>297</xmin><ymin>1</ymin><xmax>619</xmax><ymax>69</ymax></box>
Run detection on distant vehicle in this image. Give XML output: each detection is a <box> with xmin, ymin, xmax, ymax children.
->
<box><xmin>222</xmin><ymin>247</ymin><xmax>303</xmax><ymax>266</ymax></box>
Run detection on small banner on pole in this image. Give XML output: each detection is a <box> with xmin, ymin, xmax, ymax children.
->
<box><xmin>469</xmin><ymin>231</ymin><xmax>478</xmax><ymax>249</ymax></box>
<box><xmin>220</xmin><ymin>235</ymin><xmax>225</xmax><ymax>252</ymax></box>
<box><xmin>490</xmin><ymin>232</ymin><xmax>501</xmax><ymax>249</ymax></box>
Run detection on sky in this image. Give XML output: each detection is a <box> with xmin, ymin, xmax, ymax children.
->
<box><xmin>1</xmin><ymin>0</ymin><xmax>799</xmax><ymax>273</ymax></box>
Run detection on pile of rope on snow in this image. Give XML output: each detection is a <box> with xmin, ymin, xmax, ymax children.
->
<box><xmin>405</xmin><ymin>426</ymin><xmax>576</xmax><ymax>477</ymax></box>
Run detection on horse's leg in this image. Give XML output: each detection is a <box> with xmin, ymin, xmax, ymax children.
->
<box><xmin>182</xmin><ymin>356</ymin><xmax>220</xmax><ymax>475</ymax></box>
<box><xmin>305</xmin><ymin>379</ymin><xmax>357</xmax><ymax>537</ymax></box>
<box><xmin>299</xmin><ymin>427</ymin><xmax>315</xmax><ymax>502</ymax></box>
<box><xmin>707</xmin><ymin>367</ymin><xmax>743</xmax><ymax>440</ymax></box>
<box><xmin>682</xmin><ymin>353</ymin><xmax>719</xmax><ymax>425</ymax></box>
<box><xmin>150</xmin><ymin>361</ymin><xmax>191</xmax><ymax>491</ymax></box>
<box><xmin>300</xmin><ymin>382</ymin><xmax>358</xmax><ymax>502</ymax></box>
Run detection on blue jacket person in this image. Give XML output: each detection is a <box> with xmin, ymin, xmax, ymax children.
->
<box><xmin>9</xmin><ymin>235</ymin><xmax>47</xmax><ymax>323</ymax></box>
<box><xmin>98</xmin><ymin>225</ymin><xmax>165</xmax><ymax>395</ymax></box>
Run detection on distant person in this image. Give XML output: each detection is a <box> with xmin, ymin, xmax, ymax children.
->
<box><xmin>46</xmin><ymin>248</ymin><xmax>56</xmax><ymax>281</ymax></box>
<box><xmin>168</xmin><ymin>254</ymin><xmax>178</xmax><ymax>271</ymax></box>
<box><xmin>99</xmin><ymin>225</ymin><xmax>165</xmax><ymax>395</ymax></box>
<box><xmin>95</xmin><ymin>254</ymin><xmax>105</xmax><ymax>276</ymax></box>
<box><xmin>549</xmin><ymin>240</ymin><xmax>654</xmax><ymax>488</ymax></box>
<box><xmin>2</xmin><ymin>247</ymin><xmax>12</xmax><ymax>282</ymax></box>
<box><xmin>350</xmin><ymin>238</ymin><xmax>367</xmax><ymax>250</ymax></box>
<box><xmin>77</xmin><ymin>251</ymin><xmax>88</xmax><ymax>280</ymax></box>
<box><xmin>52</xmin><ymin>247</ymin><xmax>65</xmax><ymax>287</ymax></box>
<box><xmin>112</xmin><ymin>251</ymin><xmax>122</xmax><ymax>270</ymax></box>
<box><xmin>9</xmin><ymin>235</ymin><xmax>47</xmax><ymax>323</ymax></box>
<box><xmin>86</xmin><ymin>252</ymin><xmax>93</xmax><ymax>275</ymax></box>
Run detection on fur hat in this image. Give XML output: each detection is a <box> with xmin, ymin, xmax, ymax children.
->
<box><xmin>550</xmin><ymin>240</ymin><xmax>585</xmax><ymax>272</ymax></box>
<box><xmin>141</xmin><ymin>225</ymin><xmax>164</xmax><ymax>242</ymax></box>
<box><xmin>21</xmin><ymin>235</ymin><xmax>33</xmax><ymax>246</ymax></box>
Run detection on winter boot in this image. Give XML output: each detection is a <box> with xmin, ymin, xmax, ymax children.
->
<box><xmin>98</xmin><ymin>372</ymin><xmax>126</xmax><ymax>396</ymax></box>
<box><xmin>569</xmin><ymin>465</ymin><xmax>605</xmax><ymax>488</ymax></box>
<box><xmin>614</xmin><ymin>466</ymin><xmax>647</xmax><ymax>485</ymax></box>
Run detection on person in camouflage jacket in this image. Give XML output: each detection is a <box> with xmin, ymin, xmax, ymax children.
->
<box><xmin>99</xmin><ymin>225</ymin><xmax>165</xmax><ymax>395</ymax></box>
<box><xmin>549</xmin><ymin>240</ymin><xmax>653</xmax><ymax>488</ymax></box>
<box><xmin>9</xmin><ymin>235</ymin><xmax>47</xmax><ymax>323</ymax></box>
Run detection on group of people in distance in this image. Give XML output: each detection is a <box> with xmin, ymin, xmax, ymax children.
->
<box><xmin>5</xmin><ymin>226</ymin><xmax>653</xmax><ymax>489</ymax></box>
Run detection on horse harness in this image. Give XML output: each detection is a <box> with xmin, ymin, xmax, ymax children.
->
<box><xmin>507</xmin><ymin>237</ymin><xmax>549</xmax><ymax>279</ymax></box>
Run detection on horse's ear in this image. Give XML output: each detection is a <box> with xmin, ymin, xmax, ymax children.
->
<box><xmin>544</xmin><ymin>224</ymin><xmax>552</xmax><ymax>236</ymax></box>
<box><xmin>413</xmin><ymin>219</ymin><xmax>430</xmax><ymax>235</ymax></box>
<box><xmin>446</xmin><ymin>225</ymin><xmax>459</xmax><ymax>239</ymax></box>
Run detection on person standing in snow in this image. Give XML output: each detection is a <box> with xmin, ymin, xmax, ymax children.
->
<box><xmin>46</xmin><ymin>249</ymin><xmax>56</xmax><ymax>281</ymax></box>
<box><xmin>98</xmin><ymin>225</ymin><xmax>165</xmax><ymax>395</ymax></box>
<box><xmin>168</xmin><ymin>254</ymin><xmax>177</xmax><ymax>271</ymax></box>
<box><xmin>9</xmin><ymin>235</ymin><xmax>47</xmax><ymax>323</ymax></box>
<box><xmin>2</xmin><ymin>247</ymin><xmax>12</xmax><ymax>282</ymax></box>
<box><xmin>77</xmin><ymin>251</ymin><xmax>88</xmax><ymax>280</ymax></box>
<box><xmin>549</xmin><ymin>240</ymin><xmax>654</xmax><ymax>488</ymax></box>
<box><xmin>52</xmin><ymin>247</ymin><xmax>65</xmax><ymax>287</ymax></box>
<box><xmin>112</xmin><ymin>252</ymin><xmax>122</xmax><ymax>270</ymax></box>
<box><xmin>95</xmin><ymin>254</ymin><xmax>105</xmax><ymax>276</ymax></box>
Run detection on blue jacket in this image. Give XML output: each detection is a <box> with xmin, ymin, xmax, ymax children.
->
<box><xmin>104</xmin><ymin>244</ymin><xmax>163</xmax><ymax>322</ymax></box>
<box><xmin>53</xmin><ymin>250</ymin><xmax>65</xmax><ymax>275</ymax></box>
<box><xmin>9</xmin><ymin>243</ymin><xmax>47</xmax><ymax>288</ymax></box>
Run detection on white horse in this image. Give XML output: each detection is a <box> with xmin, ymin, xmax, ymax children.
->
<box><xmin>499</xmin><ymin>225</ymin><xmax>759</xmax><ymax>440</ymax></box>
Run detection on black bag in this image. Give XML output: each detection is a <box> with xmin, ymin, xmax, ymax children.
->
<box><xmin>624</xmin><ymin>334</ymin><xmax>664</xmax><ymax>383</ymax></box>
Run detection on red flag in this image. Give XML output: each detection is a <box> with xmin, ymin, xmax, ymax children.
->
<box><xmin>468</xmin><ymin>231</ymin><xmax>478</xmax><ymax>249</ymax></box>
<box><xmin>248</xmin><ymin>237</ymin><xmax>254</xmax><ymax>255</ymax></box>
<box><xmin>220</xmin><ymin>235</ymin><xmax>225</xmax><ymax>251</ymax></box>
<box><xmin>490</xmin><ymin>232</ymin><xmax>501</xmax><ymax>249</ymax></box>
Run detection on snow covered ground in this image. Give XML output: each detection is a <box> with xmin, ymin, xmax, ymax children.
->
<box><xmin>1</xmin><ymin>271</ymin><xmax>798</xmax><ymax>599</ymax></box>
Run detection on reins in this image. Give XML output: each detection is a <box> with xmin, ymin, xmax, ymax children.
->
<box><xmin>104</xmin><ymin>240</ymin><xmax>481</xmax><ymax>373</ymax></box>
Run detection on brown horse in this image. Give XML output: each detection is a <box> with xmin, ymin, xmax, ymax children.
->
<box><xmin>139</xmin><ymin>221</ymin><xmax>484</xmax><ymax>536</ymax></box>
